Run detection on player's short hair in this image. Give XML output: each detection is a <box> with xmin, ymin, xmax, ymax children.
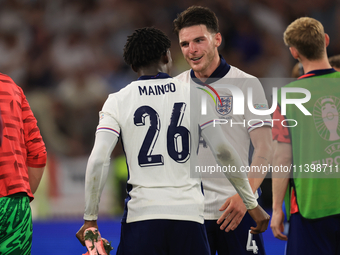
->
<box><xmin>283</xmin><ymin>17</ymin><xmax>325</xmax><ymax>60</ymax></box>
<box><xmin>329</xmin><ymin>55</ymin><xmax>340</xmax><ymax>69</ymax></box>
<box><xmin>123</xmin><ymin>27</ymin><xmax>171</xmax><ymax>70</ymax></box>
<box><xmin>173</xmin><ymin>6</ymin><xmax>219</xmax><ymax>36</ymax></box>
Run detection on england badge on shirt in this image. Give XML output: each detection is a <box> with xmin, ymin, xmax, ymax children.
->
<box><xmin>216</xmin><ymin>96</ymin><xmax>232</xmax><ymax>116</ymax></box>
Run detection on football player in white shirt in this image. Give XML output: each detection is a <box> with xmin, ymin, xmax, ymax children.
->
<box><xmin>173</xmin><ymin>6</ymin><xmax>273</xmax><ymax>255</ymax></box>
<box><xmin>76</xmin><ymin>27</ymin><xmax>270</xmax><ymax>255</ymax></box>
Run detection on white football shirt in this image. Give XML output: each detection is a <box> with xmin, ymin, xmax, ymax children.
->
<box><xmin>97</xmin><ymin>73</ymin><xmax>213</xmax><ymax>223</ymax></box>
<box><xmin>176</xmin><ymin>64</ymin><xmax>272</xmax><ymax>219</ymax></box>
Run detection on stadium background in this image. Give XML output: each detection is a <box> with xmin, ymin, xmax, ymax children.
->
<box><xmin>1</xmin><ymin>0</ymin><xmax>339</xmax><ymax>254</ymax></box>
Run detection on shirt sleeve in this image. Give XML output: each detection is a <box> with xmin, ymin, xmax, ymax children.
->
<box><xmin>272</xmin><ymin>105</ymin><xmax>291</xmax><ymax>143</ymax></box>
<box><xmin>21</xmin><ymin>88</ymin><xmax>47</xmax><ymax>168</ymax></box>
<box><xmin>201</xmin><ymin>124</ymin><xmax>258</xmax><ymax>210</ymax></box>
<box><xmin>96</xmin><ymin>94</ymin><xmax>121</xmax><ymax>137</ymax></box>
<box><xmin>0</xmin><ymin>111</ymin><xmax>3</xmax><ymax>146</ymax></box>
<box><xmin>84</xmin><ymin>131</ymin><xmax>119</xmax><ymax>220</ymax></box>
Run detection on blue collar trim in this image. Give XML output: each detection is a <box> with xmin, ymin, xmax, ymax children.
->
<box><xmin>138</xmin><ymin>72</ymin><xmax>171</xmax><ymax>80</ymax></box>
<box><xmin>190</xmin><ymin>55</ymin><xmax>231</xmax><ymax>84</ymax></box>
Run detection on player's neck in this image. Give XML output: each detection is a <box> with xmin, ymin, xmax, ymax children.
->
<box><xmin>137</xmin><ymin>68</ymin><xmax>164</xmax><ymax>77</ymax></box>
<box><xmin>137</xmin><ymin>62</ymin><xmax>168</xmax><ymax>78</ymax></box>
<box><xmin>301</xmin><ymin>57</ymin><xmax>332</xmax><ymax>74</ymax></box>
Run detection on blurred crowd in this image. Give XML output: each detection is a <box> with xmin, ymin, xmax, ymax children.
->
<box><xmin>1</xmin><ymin>0</ymin><xmax>340</xmax><ymax>157</ymax></box>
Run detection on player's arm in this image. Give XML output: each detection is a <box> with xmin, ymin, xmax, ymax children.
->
<box><xmin>24</xmin><ymin>115</ymin><xmax>47</xmax><ymax>195</ymax></box>
<box><xmin>271</xmin><ymin>141</ymin><xmax>291</xmax><ymax>241</ymax></box>
<box><xmin>215</xmin><ymin>77</ymin><xmax>272</xmax><ymax>231</ymax></box>
<box><xmin>216</xmin><ymin>126</ymin><xmax>273</xmax><ymax>231</ymax></box>
<box><xmin>21</xmin><ymin>87</ymin><xmax>48</xmax><ymax>195</ymax></box>
<box><xmin>28</xmin><ymin>167</ymin><xmax>45</xmax><ymax>194</ymax></box>
<box><xmin>245</xmin><ymin>77</ymin><xmax>273</xmax><ymax>190</ymax></box>
<box><xmin>201</xmin><ymin>124</ymin><xmax>270</xmax><ymax>234</ymax></box>
<box><xmin>248</xmin><ymin>126</ymin><xmax>273</xmax><ymax>191</ymax></box>
<box><xmin>76</xmin><ymin>130</ymin><xmax>118</xmax><ymax>246</ymax></box>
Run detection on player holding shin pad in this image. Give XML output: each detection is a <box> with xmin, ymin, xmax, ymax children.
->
<box><xmin>82</xmin><ymin>227</ymin><xmax>113</xmax><ymax>255</ymax></box>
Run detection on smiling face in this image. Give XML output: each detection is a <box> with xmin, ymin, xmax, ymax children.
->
<box><xmin>178</xmin><ymin>25</ymin><xmax>222</xmax><ymax>79</ymax></box>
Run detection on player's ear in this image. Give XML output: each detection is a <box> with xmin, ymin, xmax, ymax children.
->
<box><xmin>162</xmin><ymin>49</ymin><xmax>172</xmax><ymax>74</ymax></box>
<box><xmin>214</xmin><ymin>32</ymin><xmax>222</xmax><ymax>48</ymax></box>
<box><xmin>325</xmin><ymin>33</ymin><xmax>330</xmax><ymax>47</ymax></box>
<box><xmin>131</xmin><ymin>65</ymin><xmax>138</xmax><ymax>73</ymax></box>
<box><xmin>289</xmin><ymin>47</ymin><xmax>299</xmax><ymax>60</ymax></box>
<box><xmin>162</xmin><ymin>54</ymin><xmax>169</xmax><ymax>64</ymax></box>
<box><xmin>162</xmin><ymin>49</ymin><xmax>171</xmax><ymax>64</ymax></box>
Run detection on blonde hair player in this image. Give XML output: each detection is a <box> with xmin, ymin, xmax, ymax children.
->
<box><xmin>271</xmin><ymin>17</ymin><xmax>340</xmax><ymax>255</ymax></box>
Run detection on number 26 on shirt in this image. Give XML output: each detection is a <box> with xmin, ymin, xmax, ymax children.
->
<box><xmin>134</xmin><ymin>102</ymin><xmax>191</xmax><ymax>167</ymax></box>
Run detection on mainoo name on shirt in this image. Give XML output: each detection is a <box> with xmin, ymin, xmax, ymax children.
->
<box><xmin>138</xmin><ymin>83</ymin><xmax>176</xmax><ymax>96</ymax></box>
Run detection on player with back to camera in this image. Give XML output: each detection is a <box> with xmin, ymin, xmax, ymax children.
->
<box><xmin>173</xmin><ymin>6</ymin><xmax>272</xmax><ymax>255</ymax></box>
<box><xmin>76</xmin><ymin>27</ymin><xmax>269</xmax><ymax>255</ymax></box>
<box><xmin>292</xmin><ymin>54</ymin><xmax>340</xmax><ymax>79</ymax></box>
<box><xmin>271</xmin><ymin>17</ymin><xmax>340</xmax><ymax>255</ymax></box>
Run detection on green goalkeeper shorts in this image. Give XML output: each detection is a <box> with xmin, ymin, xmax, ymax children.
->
<box><xmin>0</xmin><ymin>193</ymin><xmax>33</xmax><ymax>255</ymax></box>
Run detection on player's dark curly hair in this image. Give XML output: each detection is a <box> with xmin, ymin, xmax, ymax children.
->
<box><xmin>123</xmin><ymin>27</ymin><xmax>171</xmax><ymax>71</ymax></box>
<box><xmin>173</xmin><ymin>6</ymin><xmax>219</xmax><ymax>36</ymax></box>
